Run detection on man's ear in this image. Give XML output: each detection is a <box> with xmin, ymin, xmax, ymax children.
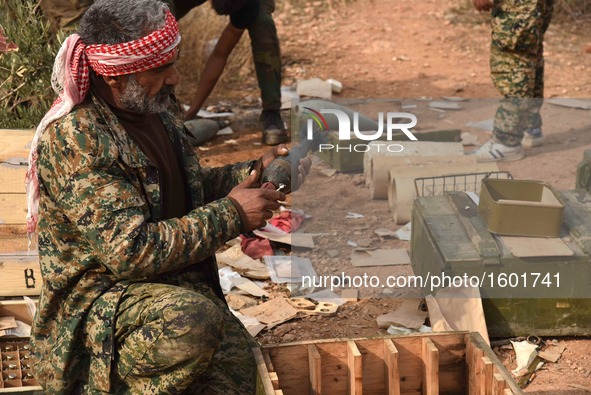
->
<box><xmin>102</xmin><ymin>75</ymin><xmax>127</xmax><ymax>89</ymax></box>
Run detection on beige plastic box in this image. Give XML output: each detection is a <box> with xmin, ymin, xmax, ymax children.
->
<box><xmin>479</xmin><ymin>178</ymin><xmax>565</xmax><ymax>237</ymax></box>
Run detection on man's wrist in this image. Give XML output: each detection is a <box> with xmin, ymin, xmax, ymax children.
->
<box><xmin>227</xmin><ymin>196</ymin><xmax>249</xmax><ymax>233</ymax></box>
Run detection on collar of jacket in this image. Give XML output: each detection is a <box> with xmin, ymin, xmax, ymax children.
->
<box><xmin>88</xmin><ymin>91</ymin><xmax>201</xmax><ymax>219</ymax></box>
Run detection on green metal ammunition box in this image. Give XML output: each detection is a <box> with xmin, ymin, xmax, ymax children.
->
<box><xmin>411</xmin><ymin>191</ymin><xmax>591</xmax><ymax>337</ymax></box>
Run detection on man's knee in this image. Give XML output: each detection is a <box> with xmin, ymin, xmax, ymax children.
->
<box><xmin>116</xmin><ymin>285</ymin><xmax>225</xmax><ymax>378</ymax></box>
<box><xmin>150</xmin><ymin>289</ymin><xmax>225</xmax><ymax>365</ymax></box>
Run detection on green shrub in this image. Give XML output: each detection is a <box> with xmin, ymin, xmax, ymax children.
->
<box><xmin>0</xmin><ymin>0</ymin><xmax>63</xmax><ymax>129</ymax></box>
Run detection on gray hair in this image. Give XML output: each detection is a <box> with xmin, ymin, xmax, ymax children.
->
<box><xmin>78</xmin><ymin>0</ymin><xmax>169</xmax><ymax>45</ymax></box>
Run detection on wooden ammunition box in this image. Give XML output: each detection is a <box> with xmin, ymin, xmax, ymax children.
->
<box><xmin>255</xmin><ymin>332</ymin><xmax>522</xmax><ymax>395</ymax></box>
<box><xmin>0</xmin><ymin>301</ymin><xmax>42</xmax><ymax>394</ymax></box>
<box><xmin>1</xmin><ymin>129</ymin><xmax>43</xmax><ymax>394</ymax></box>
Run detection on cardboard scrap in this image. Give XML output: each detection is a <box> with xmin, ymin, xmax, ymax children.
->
<box><xmin>226</xmin><ymin>293</ymin><xmax>258</xmax><ymax>310</ymax></box>
<box><xmin>351</xmin><ymin>248</ymin><xmax>410</xmax><ymax>267</ymax></box>
<box><xmin>0</xmin><ymin>316</ymin><xmax>17</xmax><ymax>331</ymax></box>
<box><xmin>231</xmin><ymin>277</ymin><xmax>269</xmax><ymax>298</ymax></box>
<box><xmin>501</xmin><ymin>236</ymin><xmax>574</xmax><ymax>257</ymax></box>
<box><xmin>216</xmin><ymin>244</ymin><xmax>270</xmax><ymax>280</ymax></box>
<box><xmin>326</xmin><ymin>78</ymin><xmax>342</xmax><ymax>93</ymax></box>
<box><xmin>374</xmin><ymin>228</ymin><xmax>397</xmax><ymax>238</ymax></box>
<box><xmin>296</xmin><ymin>78</ymin><xmax>332</xmax><ymax>99</ymax></box>
<box><xmin>253</xmin><ymin>229</ymin><xmax>315</xmax><ymax>248</ymax></box>
<box><xmin>425</xmin><ymin>286</ymin><xmax>490</xmax><ymax>345</ymax></box>
<box><xmin>538</xmin><ymin>344</ymin><xmax>566</xmax><ymax>363</ymax></box>
<box><xmin>346</xmin><ymin>212</ymin><xmax>364</xmax><ymax>219</ymax></box>
<box><xmin>264</xmin><ymin>256</ymin><xmax>317</xmax><ymax>284</ymax></box>
<box><xmin>442</xmin><ymin>96</ymin><xmax>468</xmax><ymax>102</ymax></box>
<box><xmin>461</xmin><ymin>131</ymin><xmax>480</xmax><ymax>146</ymax></box>
<box><xmin>280</xmin><ymin>86</ymin><xmax>299</xmax><ymax>110</ymax></box>
<box><xmin>197</xmin><ymin>108</ymin><xmax>235</xmax><ymax>119</ymax></box>
<box><xmin>231</xmin><ymin>309</ymin><xmax>266</xmax><ymax>337</ymax></box>
<box><xmin>429</xmin><ymin>101</ymin><xmax>462</xmax><ymax>110</ymax></box>
<box><xmin>466</xmin><ymin>118</ymin><xmax>494</xmax><ymax>132</ymax></box>
<box><xmin>546</xmin><ymin>98</ymin><xmax>591</xmax><ymax>110</ymax></box>
<box><xmin>341</xmin><ymin>289</ymin><xmax>359</xmax><ymax>302</ymax></box>
<box><xmin>395</xmin><ymin>222</ymin><xmax>412</xmax><ymax>241</ymax></box>
<box><xmin>377</xmin><ymin>298</ymin><xmax>428</xmax><ymax>330</ymax></box>
<box><xmin>240</xmin><ymin>298</ymin><xmax>299</xmax><ymax>329</ymax></box>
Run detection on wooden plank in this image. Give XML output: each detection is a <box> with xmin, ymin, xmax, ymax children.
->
<box><xmin>383</xmin><ymin>339</ymin><xmax>400</xmax><ymax>395</ymax></box>
<box><xmin>0</xmin><ymin>193</ymin><xmax>27</xmax><ymax>225</ymax></box>
<box><xmin>491</xmin><ymin>373</ymin><xmax>506</xmax><ymax>395</ymax></box>
<box><xmin>465</xmin><ymin>334</ymin><xmax>476</xmax><ymax>395</ymax></box>
<box><xmin>0</xmin><ymin>164</ymin><xmax>27</xmax><ymax>193</ymax></box>
<box><xmin>0</xmin><ymin>299</ymin><xmax>38</xmax><ymax>325</ymax></box>
<box><xmin>254</xmin><ymin>347</ymin><xmax>277</xmax><ymax>395</ymax></box>
<box><xmin>0</xmin><ymin>225</ymin><xmax>30</xmax><ymax>254</ymax></box>
<box><xmin>428</xmin><ymin>334</ymin><xmax>466</xmax><ymax>395</ymax></box>
<box><xmin>268</xmin><ymin>344</ymin><xmax>311</xmax><ymax>395</ymax></box>
<box><xmin>269</xmin><ymin>372</ymin><xmax>280</xmax><ymax>390</ymax></box>
<box><xmin>308</xmin><ymin>344</ymin><xmax>321</xmax><ymax>395</ymax></box>
<box><xmin>355</xmin><ymin>338</ymin><xmax>389</xmax><ymax>394</ymax></box>
<box><xmin>0</xmin><ymin>255</ymin><xmax>41</xmax><ymax>297</ymax></box>
<box><xmin>263</xmin><ymin>350</ymin><xmax>275</xmax><ymax>373</ymax></box>
<box><xmin>503</xmin><ymin>390</ymin><xmax>513</xmax><ymax>395</ymax></box>
<box><xmin>421</xmin><ymin>338</ymin><xmax>439</xmax><ymax>395</ymax></box>
<box><xmin>482</xmin><ymin>357</ymin><xmax>494</xmax><ymax>395</ymax></box>
<box><xmin>468</xmin><ymin>333</ymin><xmax>522</xmax><ymax>395</ymax></box>
<box><xmin>475</xmin><ymin>346</ymin><xmax>485</xmax><ymax>395</ymax></box>
<box><xmin>347</xmin><ymin>341</ymin><xmax>362</xmax><ymax>395</ymax></box>
<box><xmin>0</xmin><ymin>129</ymin><xmax>34</xmax><ymax>163</ymax></box>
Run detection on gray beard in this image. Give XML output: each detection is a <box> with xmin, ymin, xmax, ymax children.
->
<box><xmin>119</xmin><ymin>74</ymin><xmax>172</xmax><ymax>114</ymax></box>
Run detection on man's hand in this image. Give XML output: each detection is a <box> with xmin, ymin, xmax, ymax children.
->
<box><xmin>473</xmin><ymin>0</ymin><xmax>493</xmax><ymax>12</ymax></box>
<box><xmin>228</xmin><ymin>170</ymin><xmax>286</xmax><ymax>231</ymax></box>
<box><xmin>260</xmin><ymin>144</ymin><xmax>289</xmax><ymax>170</ymax></box>
<box><xmin>260</xmin><ymin>144</ymin><xmax>313</xmax><ymax>192</ymax></box>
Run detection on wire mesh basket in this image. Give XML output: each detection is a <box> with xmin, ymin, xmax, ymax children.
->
<box><xmin>414</xmin><ymin>171</ymin><xmax>513</xmax><ymax>197</ymax></box>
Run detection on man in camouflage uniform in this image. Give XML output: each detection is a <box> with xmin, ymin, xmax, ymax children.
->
<box><xmin>29</xmin><ymin>0</ymin><xmax>308</xmax><ymax>393</ymax></box>
<box><xmin>40</xmin><ymin>0</ymin><xmax>287</xmax><ymax>146</ymax></box>
<box><xmin>472</xmin><ymin>0</ymin><xmax>554</xmax><ymax>162</ymax></box>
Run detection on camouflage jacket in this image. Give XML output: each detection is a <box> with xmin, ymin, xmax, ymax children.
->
<box><xmin>31</xmin><ymin>91</ymin><xmax>254</xmax><ymax>393</ymax></box>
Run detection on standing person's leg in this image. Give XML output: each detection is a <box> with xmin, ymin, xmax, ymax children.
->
<box><xmin>108</xmin><ymin>283</ymin><xmax>225</xmax><ymax>394</ymax></box>
<box><xmin>490</xmin><ymin>0</ymin><xmax>545</xmax><ymax>144</ymax></box>
<box><xmin>473</xmin><ymin>0</ymin><xmax>545</xmax><ymax>161</ymax></box>
<box><xmin>523</xmin><ymin>0</ymin><xmax>554</xmax><ymax>147</ymax></box>
<box><xmin>248</xmin><ymin>0</ymin><xmax>287</xmax><ymax>145</ymax></box>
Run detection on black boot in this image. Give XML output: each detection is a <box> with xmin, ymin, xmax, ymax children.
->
<box><xmin>261</xmin><ymin>110</ymin><xmax>288</xmax><ymax>146</ymax></box>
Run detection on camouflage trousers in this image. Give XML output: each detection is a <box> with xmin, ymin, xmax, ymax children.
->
<box><xmin>490</xmin><ymin>0</ymin><xmax>554</xmax><ymax>146</ymax></box>
<box><xmin>248</xmin><ymin>0</ymin><xmax>282</xmax><ymax>112</ymax></box>
<box><xmin>108</xmin><ymin>282</ymin><xmax>257</xmax><ymax>394</ymax></box>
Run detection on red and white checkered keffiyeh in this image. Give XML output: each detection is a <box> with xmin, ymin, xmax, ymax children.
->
<box><xmin>25</xmin><ymin>9</ymin><xmax>180</xmax><ymax>242</ymax></box>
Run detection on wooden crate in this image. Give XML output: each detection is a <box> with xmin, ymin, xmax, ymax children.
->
<box><xmin>254</xmin><ymin>332</ymin><xmax>522</xmax><ymax>395</ymax></box>
<box><xmin>0</xmin><ymin>129</ymin><xmax>33</xmax><ymax>255</ymax></box>
<box><xmin>0</xmin><ymin>130</ymin><xmax>42</xmax><ymax>393</ymax></box>
<box><xmin>0</xmin><ymin>300</ymin><xmax>42</xmax><ymax>394</ymax></box>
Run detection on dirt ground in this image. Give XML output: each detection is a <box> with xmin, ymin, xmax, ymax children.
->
<box><xmin>174</xmin><ymin>0</ymin><xmax>591</xmax><ymax>393</ymax></box>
